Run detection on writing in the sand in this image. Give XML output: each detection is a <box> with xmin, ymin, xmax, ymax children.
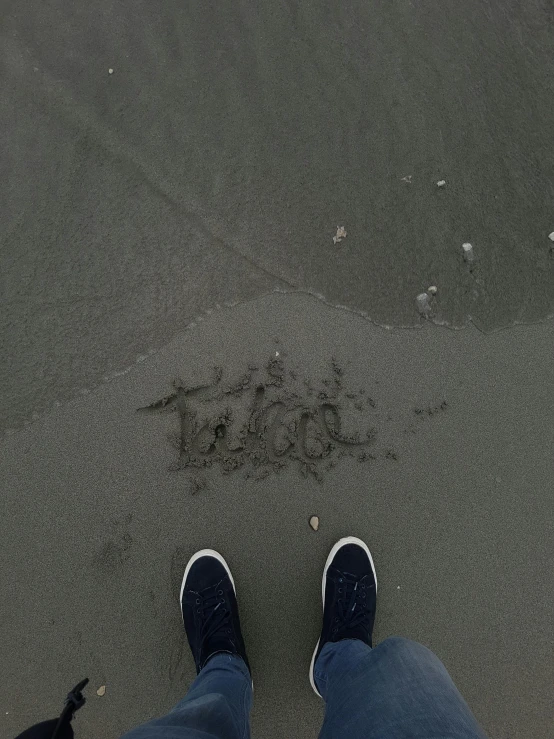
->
<box><xmin>139</xmin><ymin>360</ymin><xmax>376</xmax><ymax>479</ymax></box>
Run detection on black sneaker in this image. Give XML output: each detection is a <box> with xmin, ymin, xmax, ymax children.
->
<box><xmin>309</xmin><ymin>536</ymin><xmax>377</xmax><ymax>697</ymax></box>
<box><xmin>180</xmin><ymin>549</ymin><xmax>250</xmax><ymax>674</ymax></box>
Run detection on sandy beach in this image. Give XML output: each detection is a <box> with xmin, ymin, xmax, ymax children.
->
<box><xmin>2</xmin><ymin>1</ymin><xmax>554</xmax><ymax>737</ymax></box>
<box><xmin>2</xmin><ymin>293</ymin><xmax>554</xmax><ymax>737</ymax></box>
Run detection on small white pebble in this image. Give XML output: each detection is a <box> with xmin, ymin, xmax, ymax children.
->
<box><xmin>309</xmin><ymin>515</ymin><xmax>320</xmax><ymax>531</ymax></box>
<box><xmin>97</xmin><ymin>685</ymin><xmax>106</xmax><ymax>697</ymax></box>
<box><xmin>275</xmin><ymin>351</ymin><xmax>280</xmax><ymax>357</ymax></box>
<box><xmin>462</xmin><ymin>242</ymin><xmax>474</xmax><ymax>262</ymax></box>
<box><xmin>427</xmin><ymin>285</ymin><xmax>438</xmax><ymax>295</ymax></box>
<box><xmin>397</xmin><ymin>586</ymin><xmax>401</xmax><ymax>590</ymax></box>
<box><xmin>333</xmin><ymin>226</ymin><xmax>347</xmax><ymax>245</ymax></box>
<box><xmin>548</xmin><ymin>232</ymin><xmax>554</xmax><ymax>242</ymax></box>
<box><xmin>416</xmin><ymin>292</ymin><xmax>432</xmax><ymax>316</ymax></box>
<box><xmin>437</xmin><ymin>180</ymin><xmax>446</xmax><ymax>187</ymax></box>
<box><xmin>108</xmin><ymin>68</ymin><xmax>114</xmax><ymax>75</ymax></box>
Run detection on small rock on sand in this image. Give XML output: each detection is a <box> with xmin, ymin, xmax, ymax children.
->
<box><xmin>437</xmin><ymin>180</ymin><xmax>446</xmax><ymax>187</ymax></box>
<box><xmin>548</xmin><ymin>232</ymin><xmax>554</xmax><ymax>242</ymax></box>
<box><xmin>309</xmin><ymin>516</ymin><xmax>319</xmax><ymax>531</ymax></box>
<box><xmin>416</xmin><ymin>293</ymin><xmax>431</xmax><ymax>316</ymax></box>
<box><xmin>96</xmin><ymin>685</ymin><xmax>106</xmax><ymax>697</ymax></box>
<box><xmin>462</xmin><ymin>243</ymin><xmax>474</xmax><ymax>262</ymax></box>
<box><xmin>333</xmin><ymin>226</ymin><xmax>347</xmax><ymax>245</ymax></box>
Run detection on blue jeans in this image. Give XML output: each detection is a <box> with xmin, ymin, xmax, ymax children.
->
<box><xmin>122</xmin><ymin>637</ymin><xmax>487</xmax><ymax>739</ymax></box>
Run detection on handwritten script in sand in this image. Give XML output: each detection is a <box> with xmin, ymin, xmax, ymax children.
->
<box><xmin>139</xmin><ymin>358</ymin><xmax>378</xmax><ymax>482</ymax></box>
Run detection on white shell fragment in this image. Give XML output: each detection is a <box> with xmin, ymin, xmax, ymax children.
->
<box><xmin>548</xmin><ymin>232</ymin><xmax>554</xmax><ymax>242</ymax></box>
<box><xmin>108</xmin><ymin>68</ymin><xmax>114</xmax><ymax>75</ymax></box>
<box><xmin>309</xmin><ymin>515</ymin><xmax>320</xmax><ymax>531</ymax></box>
<box><xmin>437</xmin><ymin>180</ymin><xmax>446</xmax><ymax>187</ymax></box>
<box><xmin>462</xmin><ymin>243</ymin><xmax>474</xmax><ymax>262</ymax></box>
<box><xmin>96</xmin><ymin>685</ymin><xmax>106</xmax><ymax>697</ymax></box>
<box><xmin>427</xmin><ymin>285</ymin><xmax>438</xmax><ymax>295</ymax></box>
<box><xmin>333</xmin><ymin>226</ymin><xmax>347</xmax><ymax>245</ymax></box>
<box><xmin>416</xmin><ymin>292</ymin><xmax>432</xmax><ymax>316</ymax></box>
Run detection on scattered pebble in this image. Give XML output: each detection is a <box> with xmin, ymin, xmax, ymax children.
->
<box><xmin>401</xmin><ymin>175</ymin><xmax>412</xmax><ymax>183</ymax></box>
<box><xmin>416</xmin><ymin>292</ymin><xmax>432</xmax><ymax>316</ymax></box>
<box><xmin>333</xmin><ymin>226</ymin><xmax>347</xmax><ymax>245</ymax></box>
<box><xmin>108</xmin><ymin>68</ymin><xmax>114</xmax><ymax>75</ymax></box>
<box><xmin>309</xmin><ymin>515</ymin><xmax>320</xmax><ymax>531</ymax></box>
<box><xmin>427</xmin><ymin>285</ymin><xmax>438</xmax><ymax>295</ymax></box>
<box><xmin>397</xmin><ymin>585</ymin><xmax>401</xmax><ymax>590</ymax></box>
<box><xmin>437</xmin><ymin>180</ymin><xmax>446</xmax><ymax>188</ymax></box>
<box><xmin>96</xmin><ymin>686</ymin><xmax>106</xmax><ymax>697</ymax></box>
<box><xmin>548</xmin><ymin>232</ymin><xmax>554</xmax><ymax>242</ymax></box>
<box><xmin>462</xmin><ymin>242</ymin><xmax>474</xmax><ymax>263</ymax></box>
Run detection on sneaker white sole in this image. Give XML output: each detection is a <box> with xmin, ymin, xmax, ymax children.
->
<box><xmin>309</xmin><ymin>536</ymin><xmax>377</xmax><ymax>698</ymax></box>
<box><xmin>180</xmin><ymin>548</ymin><xmax>236</xmax><ymax>616</ymax></box>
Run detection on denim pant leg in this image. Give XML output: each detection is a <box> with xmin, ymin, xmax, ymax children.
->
<box><xmin>315</xmin><ymin>637</ymin><xmax>488</xmax><ymax>739</ymax></box>
<box><xmin>121</xmin><ymin>654</ymin><xmax>252</xmax><ymax>739</ymax></box>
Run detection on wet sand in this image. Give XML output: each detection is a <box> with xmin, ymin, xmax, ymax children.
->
<box><xmin>1</xmin><ymin>293</ymin><xmax>553</xmax><ymax>738</ymax></box>
<box><xmin>2</xmin><ymin>0</ymin><xmax>554</xmax><ymax>431</ymax></box>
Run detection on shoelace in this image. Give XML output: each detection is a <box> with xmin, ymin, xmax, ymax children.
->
<box><xmin>332</xmin><ymin>571</ymin><xmax>374</xmax><ymax>637</ymax></box>
<box><xmin>190</xmin><ymin>581</ymin><xmax>233</xmax><ymax>647</ymax></box>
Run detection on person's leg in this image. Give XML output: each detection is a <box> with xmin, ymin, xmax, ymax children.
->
<box><xmin>315</xmin><ymin>637</ymin><xmax>487</xmax><ymax>739</ymax></box>
<box><xmin>121</xmin><ymin>653</ymin><xmax>251</xmax><ymax>739</ymax></box>
<box><xmin>309</xmin><ymin>537</ymin><xmax>487</xmax><ymax>739</ymax></box>
<box><xmin>121</xmin><ymin>549</ymin><xmax>252</xmax><ymax>739</ymax></box>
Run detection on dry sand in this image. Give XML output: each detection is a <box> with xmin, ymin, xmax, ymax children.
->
<box><xmin>2</xmin><ymin>293</ymin><xmax>553</xmax><ymax>738</ymax></box>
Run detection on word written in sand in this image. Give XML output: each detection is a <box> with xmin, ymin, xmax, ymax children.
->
<box><xmin>139</xmin><ymin>358</ymin><xmax>377</xmax><ymax>482</ymax></box>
